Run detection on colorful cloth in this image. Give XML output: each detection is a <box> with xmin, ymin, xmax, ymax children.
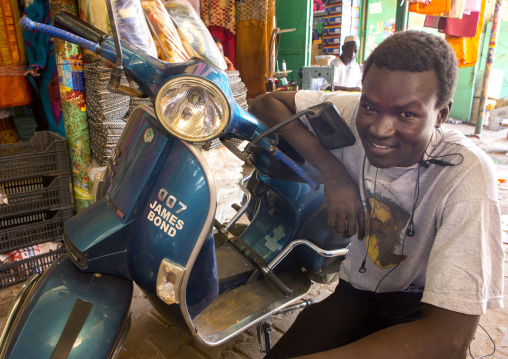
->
<box><xmin>23</xmin><ymin>0</ymin><xmax>65</xmax><ymax>137</ymax></box>
<box><xmin>446</xmin><ymin>0</ymin><xmax>486</xmax><ymax>67</ymax></box>
<box><xmin>0</xmin><ymin>0</ymin><xmax>32</xmax><ymax>108</ymax></box>
<box><xmin>425</xmin><ymin>11</ymin><xmax>480</xmax><ymax>37</ymax></box>
<box><xmin>409</xmin><ymin>0</ymin><xmax>451</xmax><ymax>15</ymax></box>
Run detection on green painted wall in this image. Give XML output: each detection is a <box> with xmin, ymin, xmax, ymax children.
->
<box><xmin>448</xmin><ymin>22</ymin><xmax>508</xmax><ymax>122</ymax></box>
<box><xmin>364</xmin><ymin>0</ymin><xmax>397</xmax><ymax>59</ymax></box>
<box><xmin>275</xmin><ymin>0</ymin><xmax>312</xmax><ymax>75</ymax></box>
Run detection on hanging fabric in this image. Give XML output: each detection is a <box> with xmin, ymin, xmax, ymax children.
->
<box><xmin>409</xmin><ymin>0</ymin><xmax>451</xmax><ymax>15</ymax></box>
<box><xmin>446</xmin><ymin>0</ymin><xmax>486</xmax><ymax>67</ymax></box>
<box><xmin>23</xmin><ymin>0</ymin><xmax>65</xmax><ymax>137</ymax></box>
<box><xmin>0</xmin><ymin>0</ymin><xmax>32</xmax><ymax>108</ymax></box>
<box><xmin>236</xmin><ymin>0</ymin><xmax>275</xmax><ymax>98</ymax></box>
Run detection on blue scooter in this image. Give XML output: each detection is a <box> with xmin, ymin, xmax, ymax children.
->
<box><xmin>1</xmin><ymin>4</ymin><xmax>353</xmax><ymax>358</ymax></box>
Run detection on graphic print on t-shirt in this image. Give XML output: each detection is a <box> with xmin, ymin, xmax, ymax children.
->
<box><xmin>365</xmin><ymin>191</ymin><xmax>411</xmax><ymax>269</ymax></box>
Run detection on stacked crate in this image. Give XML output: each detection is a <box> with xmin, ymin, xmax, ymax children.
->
<box><xmin>322</xmin><ymin>0</ymin><xmax>361</xmax><ymax>55</ymax></box>
<box><xmin>0</xmin><ymin>132</ymin><xmax>73</xmax><ymax>288</ymax></box>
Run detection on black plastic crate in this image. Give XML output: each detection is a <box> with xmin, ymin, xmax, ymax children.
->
<box><xmin>0</xmin><ymin>131</ymin><xmax>70</xmax><ymax>182</ymax></box>
<box><xmin>0</xmin><ymin>247</ymin><xmax>66</xmax><ymax>288</ymax></box>
<box><xmin>0</xmin><ymin>175</ymin><xmax>73</xmax><ymax>220</ymax></box>
<box><xmin>0</xmin><ymin>207</ymin><xmax>74</xmax><ymax>254</ymax></box>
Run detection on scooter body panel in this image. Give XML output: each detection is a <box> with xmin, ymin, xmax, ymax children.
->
<box><xmin>129</xmin><ymin>139</ymin><xmax>215</xmax><ymax>289</ymax></box>
<box><xmin>1</xmin><ymin>254</ymin><xmax>132</xmax><ymax>359</ymax></box>
<box><xmin>241</xmin><ymin>173</ymin><xmax>326</xmax><ymax>264</ymax></box>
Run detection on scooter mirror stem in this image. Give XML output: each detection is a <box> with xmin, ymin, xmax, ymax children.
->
<box><xmin>105</xmin><ymin>0</ymin><xmax>123</xmax><ymax>68</ymax></box>
<box><xmin>104</xmin><ymin>0</ymin><xmax>147</xmax><ymax>98</ymax></box>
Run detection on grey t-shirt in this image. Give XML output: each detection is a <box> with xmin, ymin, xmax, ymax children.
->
<box><xmin>295</xmin><ymin>90</ymin><xmax>504</xmax><ymax>315</ymax></box>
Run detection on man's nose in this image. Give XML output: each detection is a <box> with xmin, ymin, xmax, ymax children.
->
<box><xmin>369</xmin><ymin>115</ymin><xmax>395</xmax><ymax>138</ymax></box>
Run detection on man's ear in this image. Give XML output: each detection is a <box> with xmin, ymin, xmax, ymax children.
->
<box><xmin>436</xmin><ymin>100</ymin><xmax>453</xmax><ymax>128</ymax></box>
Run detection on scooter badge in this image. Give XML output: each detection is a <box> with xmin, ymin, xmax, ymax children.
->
<box><xmin>144</xmin><ymin>128</ymin><xmax>154</xmax><ymax>142</ymax></box>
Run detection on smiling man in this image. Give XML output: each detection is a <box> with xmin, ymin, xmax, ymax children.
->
<box><xmin>249</xmin><ymin>31</ymin><xmax>504</xmax><ymax>359</ymax></box>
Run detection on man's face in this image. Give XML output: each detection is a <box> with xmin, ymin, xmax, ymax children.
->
<box><xmin>356</xmin><ymin>65</ymin><xmax>449</xmax><ymax>168</ymax></box>
<box><xmin>341</xmin><ymin>42</ymin><xmax>358</xmax><ymax>64</ymax></box>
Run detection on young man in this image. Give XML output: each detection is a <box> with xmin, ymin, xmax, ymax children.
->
<box><xmin>249</xmin><ymin>31</ymin><xmax>504</xmax><ymax>359</ymax></box>
<box><xmin>326</xmin><ymin>35</ymin><xmax>362</xmax><ymax>92</ymax></box>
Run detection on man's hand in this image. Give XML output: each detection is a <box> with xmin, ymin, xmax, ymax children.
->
<box><xmin>250</xmin><ymin>91</ymin><xmax>367</xmax><ymax>239</ymax></box>
<box><xmin>324</xmin><ymin>173</ymin><xmax>367</xmax><ymax>239</ymax></box>
<box><xmin>224</xmin><ymin>56</ymin><xmax>235</xmax><ymax>71</ymax></box>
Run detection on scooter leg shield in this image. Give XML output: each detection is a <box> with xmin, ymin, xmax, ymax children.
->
<box><xmin>0</xmin><ymin>254</ymin><xmax>133</xmax><ymax>359</ymax></box>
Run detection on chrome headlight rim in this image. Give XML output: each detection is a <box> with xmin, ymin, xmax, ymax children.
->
<box><xmin>154</xmin><ymin>75</ymin><xmax>230</xmax><ymax>142</ymax></box>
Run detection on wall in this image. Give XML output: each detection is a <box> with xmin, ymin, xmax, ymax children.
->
<box><xmin>275</xmin><ymin>0</ymin><xmax>312</xmax><ymax>76</ymax></box>
<box><xmin>363</xmin><ymin>0</ymin><xmax>397</xmax><ymax>59</ymax></box>
<box><xmin>451</xmin><ymin>21</ymin><xmax>508</xmax><ymax>122</ymax></box>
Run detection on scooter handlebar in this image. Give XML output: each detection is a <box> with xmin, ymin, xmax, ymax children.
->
<box><xmin>54</xmin><ymin>11</ymin><xmax>108</xmax><ymax>44</ymax></box>
<box><xmin>20</xmin><ymin>17</ymin><xmax>100</xmax><ymax>53</ymax></box>
<box><xmin>270</xmin><ymin>147</ymin><xmax>320</xmax><ymax>191</ymax></box>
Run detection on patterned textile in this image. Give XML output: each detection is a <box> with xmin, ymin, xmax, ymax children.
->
<box><xmin>200</xmin><ymin>0</ymin><xmax>235</xmax><ymax>35</ymax></box>
<box><xmin>0</xmin><ymin>0</ymin><xmax>31</xmax><ymax>108</ymax></box>
<box><xmin>236</xmin><ymin>0</ymin><xmax>275</xmax><ymax>98</ymax></box>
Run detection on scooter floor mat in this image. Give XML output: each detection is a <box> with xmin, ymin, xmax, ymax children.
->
<box><xmin>216</xmin><ymin>242</ymin><xmax>254</xmax><ymax>283</ymax></box>
<box><xmin>193</xmin><ymin>268</ymin><xmax>311</xmax><ymax>342</ymax></box>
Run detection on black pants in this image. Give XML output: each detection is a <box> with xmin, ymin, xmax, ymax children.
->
<box><xmin>265</xmin><ymin>280</ymin><xmax>423</xmax><ymax>359</ymax></box>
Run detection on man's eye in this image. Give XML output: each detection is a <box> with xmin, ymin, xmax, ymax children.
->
<box><xmin>362</xmin><ymin>105</ymin><xmax>376</xmax><ymax>112</ymax></box>
<box><xmin>399</xmin><ymin>112</ymin><xmax>415</xmax><ymax>118</ymax></box>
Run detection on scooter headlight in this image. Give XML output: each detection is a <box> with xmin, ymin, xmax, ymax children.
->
<box><xmin>156</xmin><ymin>259</ymin><xmax>185</xmax><ymax>305</ymax></box>
<box><xmin>155</xmin><ymin>76</ymin><xmax>230</xmax><ymax>142</ymax></box>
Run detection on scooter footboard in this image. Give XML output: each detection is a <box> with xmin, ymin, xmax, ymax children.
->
<box><xmin>0</xmin><ymin>254</ymin><xmax>133</xmax><ymax>359</ymax></box>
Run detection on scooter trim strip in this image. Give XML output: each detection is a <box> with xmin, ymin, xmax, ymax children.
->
<box><xmin>175</xmin><ymin>141</ymin><xmax>218</xmax><ymax>337</ymax></box>
<box><xmin>50</xmin><ymin>299</ymin><xmax>93</xmax><ymax>359</ymax></box>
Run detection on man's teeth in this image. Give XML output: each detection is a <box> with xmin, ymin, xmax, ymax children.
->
<box><xmin>371</xmin><ymin>142</ymin><xmax>390</xmax><ymax>149</ymax></box>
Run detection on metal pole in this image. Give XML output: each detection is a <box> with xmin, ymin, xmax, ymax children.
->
<box><xmin>475</xmin><ymin>0</ymin><xmax>504</xmax><ymax>135</ymax></box>
<box><xmin>395</xmin><ymin>0</ymin><xmax>409</xmax><ymax>32</ymax></box>
<box><xmin>49</xmin><ymin>0</ymin><xmax>94</xmax><ymax>212</ymax></box>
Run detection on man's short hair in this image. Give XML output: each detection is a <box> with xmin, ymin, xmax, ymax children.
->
<box><xmin>362</xmin><ymin>31</ymin><xmax>458</xmax><ymax>108</ymax></box>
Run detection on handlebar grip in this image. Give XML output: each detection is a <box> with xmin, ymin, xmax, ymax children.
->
<box><xmin>271</xmin><ymin>148</ymin><xmax>320</xmax><ymax>191</ymax></box>
<box><xmin>264</xmin><ymin>270</ymin><xmax>293</xmax><ymax>298</ymax></box>
<box><xmin>20</xmin><ymin>17</ymin><xmax>99</xmax><ymax>53</ymax></box>
<box><xmin>54</xmin><ymin>11</ymin><xmax>107</xmax><ymax>44</ymax></box>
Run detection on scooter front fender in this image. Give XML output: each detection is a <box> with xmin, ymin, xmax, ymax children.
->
<box><xmin>0</xmin><ymin>254</ymin><xmax>133</xmax><ymax>359</ymax></box>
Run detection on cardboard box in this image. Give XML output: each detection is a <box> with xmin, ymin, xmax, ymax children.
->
<box><xmin>490</xmin><ymin>106</ymin><xmax>508</xmax><ymax>119</ymax></box>
<box><xmin>497</xmin><ymin>96</ymin><xmax>508</xmax><ymax>108</ymax></box>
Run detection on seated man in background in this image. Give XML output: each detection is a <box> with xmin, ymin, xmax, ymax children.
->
<box><xmin>250</xmin><ymin>31</ymin><xmax>504</xmax><ymax>359</ymax></box>
<box><xmin>325</xmin><ymin>35</ymin><xmax>362</xmax><ymax>92</ymax></box>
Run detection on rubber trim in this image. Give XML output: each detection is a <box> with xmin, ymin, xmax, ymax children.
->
<box><xmin>50</xmin><ymin>299</ymin><xmax>93</xmax><ymax>359</ymax></box>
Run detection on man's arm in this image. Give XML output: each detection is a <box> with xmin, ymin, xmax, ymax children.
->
<box><xmin>249</xmin><ymin>91</ymin><xmax>366</xmax><ymax>238</ymax></box>
<box><xmin>296</xmin><ymin>304</ymin><xmax>480</xmax><ymax>359</ymax></box>
<box><xmin>323</xmin><ymin>84</ymin><xmax>361</xmax><ymax>92</ymax></box>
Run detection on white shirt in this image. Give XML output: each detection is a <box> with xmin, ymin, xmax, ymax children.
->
<box><xmin>329</xmin><ymin>57</ymin><xmax>362</xmax><ymax>89</ymax></box>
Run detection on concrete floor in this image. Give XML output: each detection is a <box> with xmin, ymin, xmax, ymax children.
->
<box><xmin>0</xmin><ymin>122</ymin><xmax>507</xmax><ymax>358</ymax></box>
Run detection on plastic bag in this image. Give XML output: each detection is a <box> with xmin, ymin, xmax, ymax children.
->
<box><xmin>163</xmin><ymin>0</ymin><xmax>227</xmax><ymax>70</ymax></box>
<box><xmin>140</xmin><ymin>0</ymin><xmax>192</xmax><ymax>62</ymax></box>
<box><xmin>113</xmin><ymin>0</ymin><xmax>158</xmax><ymax>58</ymax></box>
